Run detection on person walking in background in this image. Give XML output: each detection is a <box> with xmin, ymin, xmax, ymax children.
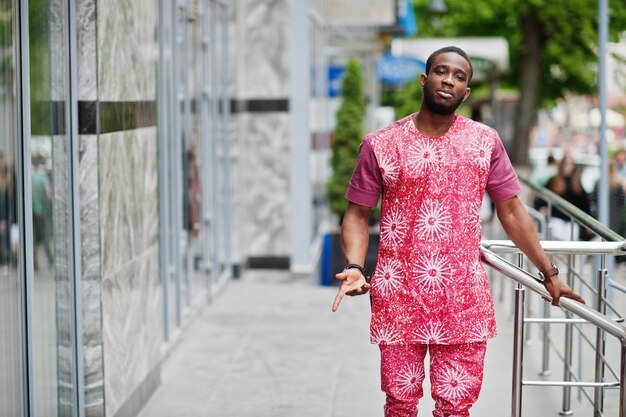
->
<box><xmin>614</xmin><ymin>148</ymin><xmax>626</xmax><ymax>188</ymax></box>
<box><xmin>31</xmin><ymin>153</ymin><xmax>53</xmax><ymax>269</ymax></box>
<box><xmin>0</xmin><ymin>154</ymin><xmax>14</xmax><ymax>265</ymax></box>
<box><xmin>331</xmin><ymin>46</ymin><xmax>584</xmax><ymax>417</ymax></box>
<box><xmin>542</xmin><ymin>152</ymin><xmax>592</xmax><ymax>240</ymax></box>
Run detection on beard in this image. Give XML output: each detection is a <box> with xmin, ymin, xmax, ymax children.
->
<box><xmin>423</xmin><ymin>83</ymin><xmax>465</xmax><ymax>115</ymax></box>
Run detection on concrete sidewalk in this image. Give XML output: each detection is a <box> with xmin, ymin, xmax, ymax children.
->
<box><xmin>135</xmin><ymin>270</ymin><xmax>599</xmax><ymax>417</ymax></box>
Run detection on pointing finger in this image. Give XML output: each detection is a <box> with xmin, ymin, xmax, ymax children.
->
<box><xmin>332</xmin><ymin>290</ymin><xmax>345</xmax><ymax>312</ymax></box>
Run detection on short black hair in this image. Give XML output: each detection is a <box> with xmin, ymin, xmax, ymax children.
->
<box><xmin>425</xmin><ymin>46</ymin><xmax>473</xmax><ymax>82</ymax></box>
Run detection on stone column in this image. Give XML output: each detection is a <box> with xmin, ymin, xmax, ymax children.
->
<box><xmin>232</xmin><ymin>0</ymin><xmax>293</xmax><ymax>266</ymax></box>
<box><xmin>76</xmin><ymin>1</ymin><xmax>106</xmax><ymax>415</ymax></box>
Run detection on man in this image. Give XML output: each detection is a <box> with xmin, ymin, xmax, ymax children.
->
<box><xmin>331</xmin><ymin>46</ymin><xmax>585</xmax><ymax>417</ymax></box>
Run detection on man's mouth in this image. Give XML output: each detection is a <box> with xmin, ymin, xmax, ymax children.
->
<box><xmin>436</xmin><ymin>89</ymin><xmax>454</xmax><ymax>99</ymax></box>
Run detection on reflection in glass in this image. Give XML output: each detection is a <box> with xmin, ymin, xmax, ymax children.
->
<box><xmin>29</xmin><ymin>0</ymin><xmax>76</xmax><ymax>415</ymax></box>
<box><xmin>0</xmin><ymin>0</ymin><xmax>24</xmax><ymax>415</ymax></box>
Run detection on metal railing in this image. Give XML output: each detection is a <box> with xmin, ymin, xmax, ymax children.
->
<box><xmin>520</xmin><ymin>177</ymin><xmax>624</xmax><ymax>242</ymax></box>
<box><xmin>479</xmin><ymin>176</ymin><xmax>626</xmax><ymax>416</ymax></box>
<box><xmin>482</xmin><ymin>242</ymin><xmax>626</xmax><ymax>416</ymax></box>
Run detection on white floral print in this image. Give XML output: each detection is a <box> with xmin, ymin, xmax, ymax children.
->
<box><xmin>380</xmin><ymin>209</ymin><xmax>408</xmax><ymax>247</ymax></box>
<box><xmin>371</xmin><ymin>324</ymin><xmax>402</xmax><ymax>345</ymax></box>
<box><xmin>413</xmin><ymin>322</ymin><xmax>451</xmax><ymax>344</ymax></box>
<box><xmin>435</xmin><ymin>366</ymin><xmax>472</xmax><ymax>404</ymax></box>
<box><xmin>472</xmin><ymin>136</ymin><xmax>492</xmax><ymax>171</ymax></box>
<box><xmin>396</xmin><ymin>362</ymin><xmax>425</xmax><ymax>397</ymax></box>
<box><xmin>378</xmin><ymin>151</ymin><xmax>400</xmax><ymax>187</ymax></box>
<box><xmin>373</xmin><ymin>258</ymin><xmax>404</xmax><ymax>297</ymax></box>
<box><xmin>407</xmin><ymin>138</ymin><xmax>442</xmax><ymax>176</ymax></box>
<box><xmin>416</xmin><ymin>200</ymin><xmax>453</xmax><ymax>241</ymax></box>
<box><xmin>414</xmin><ymin>255</ymin><xmax>452</xmax><ymax>293</ymax></box>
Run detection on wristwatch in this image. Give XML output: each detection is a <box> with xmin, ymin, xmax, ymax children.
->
<box><xmin>538</xmin><ymin>263</ymin><xmax>559</xmax><ymax>282</ymax></box>
<box><xmin>345</xmin><ymin>263</ymin><xmax>370</xmax><ymax>283</ymax></box>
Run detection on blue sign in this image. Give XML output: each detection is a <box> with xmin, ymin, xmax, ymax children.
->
<box><xmin>377</xmin><ymin>53</ymin><xmax>425</xmax><ymax>85</ymax></box>
<box><xmin>328</xmin><ymin>65</ymin><xmax>346</xmax><ymax>97</ymax></box>
<box><xmin>398</xmin><ymin>0</ymin><xmax>417</xmax><ymax>36</ymax></box>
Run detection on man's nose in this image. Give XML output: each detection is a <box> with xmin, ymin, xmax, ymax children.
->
<box><xmin>442</xmin><ymin>74</ymin><xmax>454</xmax><ymax>86</ymax></box>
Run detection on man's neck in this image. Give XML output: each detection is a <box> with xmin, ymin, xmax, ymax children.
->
<box><xmin>413</xmin><ymin>107</ymin><xmax>457</xmax><ymax>138</ymax></box>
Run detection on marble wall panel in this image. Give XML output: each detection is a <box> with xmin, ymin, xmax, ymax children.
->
<box><xmin>80</xmin><ymin>135</ymin><xmax>105</xmax><ymax>417</ymax></box>
<box><xmin>236</xmin><ymin>113</ymin><xmax>292</xmax><ymax>257</ymax></box>
<box><xmin>229</xmin><ymin>114</ymin><xmax>242</xmax><ymax>264</ymax></box>
<box><xmin>235</xmin><ymin>0</ymin><xmax>290</xmax><ymax>99</ymax></box>
<box><xmin>99</xmin><ymin>128</ymin><xmax>159</xmax><ymax>278</ymax></box>
<box><xmin>78</xmin><ymin>0</ymin><xmax>98</xmax><ymax>101</ymax></box>
<box><xmin>51</xmin><ymin>136</ymin><xmax>74</xmax><ymax>414</ymax></box>
<box><xmin>98</xmin><ymin>0</ymin><xmax>158</xmax><ymax>101</ymax></box>
<box><xmin>101</xmin><ymin>245</ymin><xmax>161</xmax><ymax>417</ymax></box>
<box><xmin>98</xmin><ymin>127</ymin><xmax>160</xmax><ymax>416</ymax></box>
<box><xmin>50</xmin><ymin>0</ymin><xmax>68</xmax><ymax>101</ymax></box>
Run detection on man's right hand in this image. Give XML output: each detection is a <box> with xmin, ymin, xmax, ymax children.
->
<box><xmin>331</xmin><ymin>268</ymin><xmax>370</xmax><ymax>312</ymax></box>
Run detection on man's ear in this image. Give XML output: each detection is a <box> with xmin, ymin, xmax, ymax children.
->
<box><xmin>420</xmin><ymin>73</ymin><xmax>427</xmax><ymax>88</ymax></box>
<box><xmin>463</xmin><ymin>87</ymin><xmax>471</xmax><ymax>102</ymax></box>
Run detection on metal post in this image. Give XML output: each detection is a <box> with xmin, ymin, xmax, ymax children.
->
<box><xmin>170</xmin><ymin>0</ymin><xmax>183</xmax><ymax>328</ymax></box>
<box><xmin>16</xmin><ymin>0</ymin><xmax>36</xmax><ymax>413</ymax></box>
<box><xmin>619</xmin><ymin>339</ymin><xmax>626</xmax><ymax>417</ymax></box>
<box><xmin>68</xmin><ymin>0</ymin><xmax>85</xmax><ymax>412</ymax></box>
<box><xmin>200</xmin><ymin>0</ymin><xmax>212</xmax><ymax>296</ymax></box>
<box><xmin>210</xmin><ymin>0</ymin><xmax>220</xmax><ymax>294</ymax></box>
<box><xmin>512</xmin><ymin>284</ymin><xmax>525</xmax><ymax>417</ymax></box>
<box><xmin>290</xmin><ymin>0</ymin><xmax>312</xmax><ymax>272</ymax></box>
<box><xmin>221</xmin><ymin>2</ymin><xmax>233</xmax><ymax>278</ymax></box>
<box><xmin>158</xmin><ymin>0</ymin><xmax>172</xmax><ymax>343</ymax></box>
<box><xmin>182</xmin><ymin>0</ymin><xmax>192</xmax><ymax>307</ymax></box>
<box><xmin>597</xmin><ymin>0</ymin><xmax>609</xmax><ymax>227</ymax></box>
<box><xmin>594</xmin><ymin>262</ymin><xmax>607</xmax><ymax>416</ymax></box>
<box><xmin>518</xmin><ymin>254</ymin><xmax>533</xmax><ymax>343</ymax></box>
<box><xmin>541</xmin><ymin>300</ymin><xmax>551</xmax><ymax>376</ymax></box>
<box><xmin>561</xmin><ymin>255</ymin><xmax>575</xmax><ymax>415</ymax></box>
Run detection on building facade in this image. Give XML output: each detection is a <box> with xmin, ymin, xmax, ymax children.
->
<box><xmin>1</xmin><ymin>0</ymin><xmax>234</xmax><ymax>416</ymax></box>
<box><xmin>0</xmin><ymin>0</ymin><xmax>398</xmax><ymax>415</ymax></box>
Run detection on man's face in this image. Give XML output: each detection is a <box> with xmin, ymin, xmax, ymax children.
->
<box><xmin>421</xmin><ymin>52</ymin><xmax>471</xmax><ymax>115</ymax></box>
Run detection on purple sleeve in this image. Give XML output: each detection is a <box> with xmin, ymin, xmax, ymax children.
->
<box><xmin>344</xmin><ymin>138</ymin><xmax>383</xmax><ymax>207</ymax></box>
<box><xmin>486</xmin><ymin>134</ymin><xmax>522</xmax><ymax>202</ymax></box>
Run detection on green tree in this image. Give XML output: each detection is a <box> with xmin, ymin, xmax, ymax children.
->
<box><xmin>394</xmin><ymin>76</ymin><xmax>423</xmax><ymax>120</ymax></box>
<box><xmin>412</xmin><ymin>0</ymin><xmax>626</xmax><ymax>165</ymax></box>
<box><xmin>327</xmin><ymin>58</ymin><xmax>366</xmax><ymax>216</ymax></box>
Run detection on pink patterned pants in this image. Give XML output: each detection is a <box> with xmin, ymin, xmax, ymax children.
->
<box><xmin>380</xmin><ymin>342</ymin><xmax>487</xmax><ymax>417</ymax></box>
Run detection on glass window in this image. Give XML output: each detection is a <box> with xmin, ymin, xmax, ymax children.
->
<box><xmin>0</xmin><ymin>0</ymin><xmax>24</xmax><ymax>415</ymax></box>
<box><xmin>29</xmin><ymin>0</ymin><xmax>76</xmax><ymax>414</ymax></box>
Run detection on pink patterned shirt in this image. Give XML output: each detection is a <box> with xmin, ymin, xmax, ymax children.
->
<box><xmin>345</xmin><ymin>114</ymin><xmax>521</xmax><ymax>345</ymax></box>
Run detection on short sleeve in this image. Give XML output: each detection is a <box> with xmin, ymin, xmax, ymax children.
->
<box><xmin>345</xmin><ymin>138</ymin><xmax>383</xmax><ymax>207</ymax></box>
<box><xmin>486</xmin><ymin>134</ymin><xmax>522</xmax><ymax>202</ymax></box>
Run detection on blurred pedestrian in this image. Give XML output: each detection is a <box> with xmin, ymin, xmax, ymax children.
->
<box><xmin>331</xmin><ymin>46</ymin><xmax>584</xmax><ymax>417</ymax></box>
<box><xmin>0</xmin><ymin>154</ymin><xmax>13</xmax><ymax>264</ymax></box>
<box><xmin>31</xmin><ymin>154</ymin><xmax>53</xmax><ymax>269</ymax></box>
<box><xmin>614</xmin><ymin>148</ymin><xmax>626</xmax><ymax>186</ymax></box>
<box><xmin>542</xmin><ymin>153</ymin><xmax>592</xmax><ymax>240</ymax></box>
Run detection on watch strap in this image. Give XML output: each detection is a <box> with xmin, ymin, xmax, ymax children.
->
<box><xmin>345</xmin><ymin>263</ymin><xmax>369</xmax><ymax>282</ymax></box>
<box><xmin>539</xmin><ymin>263</ymin><xmax>559</xmax><ymax>281</ymax></box>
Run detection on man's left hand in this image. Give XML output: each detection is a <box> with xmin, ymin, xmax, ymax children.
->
<box><xmin>543</xmin><ymin>275</ymin><xmax>586</xmax><ymax>306</ymax></box>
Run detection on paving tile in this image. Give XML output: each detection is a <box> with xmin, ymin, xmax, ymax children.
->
<box><xmin>136</xmin><ymin>269</ymin><xmax>622</xmax><ymax>417</ymax></box>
